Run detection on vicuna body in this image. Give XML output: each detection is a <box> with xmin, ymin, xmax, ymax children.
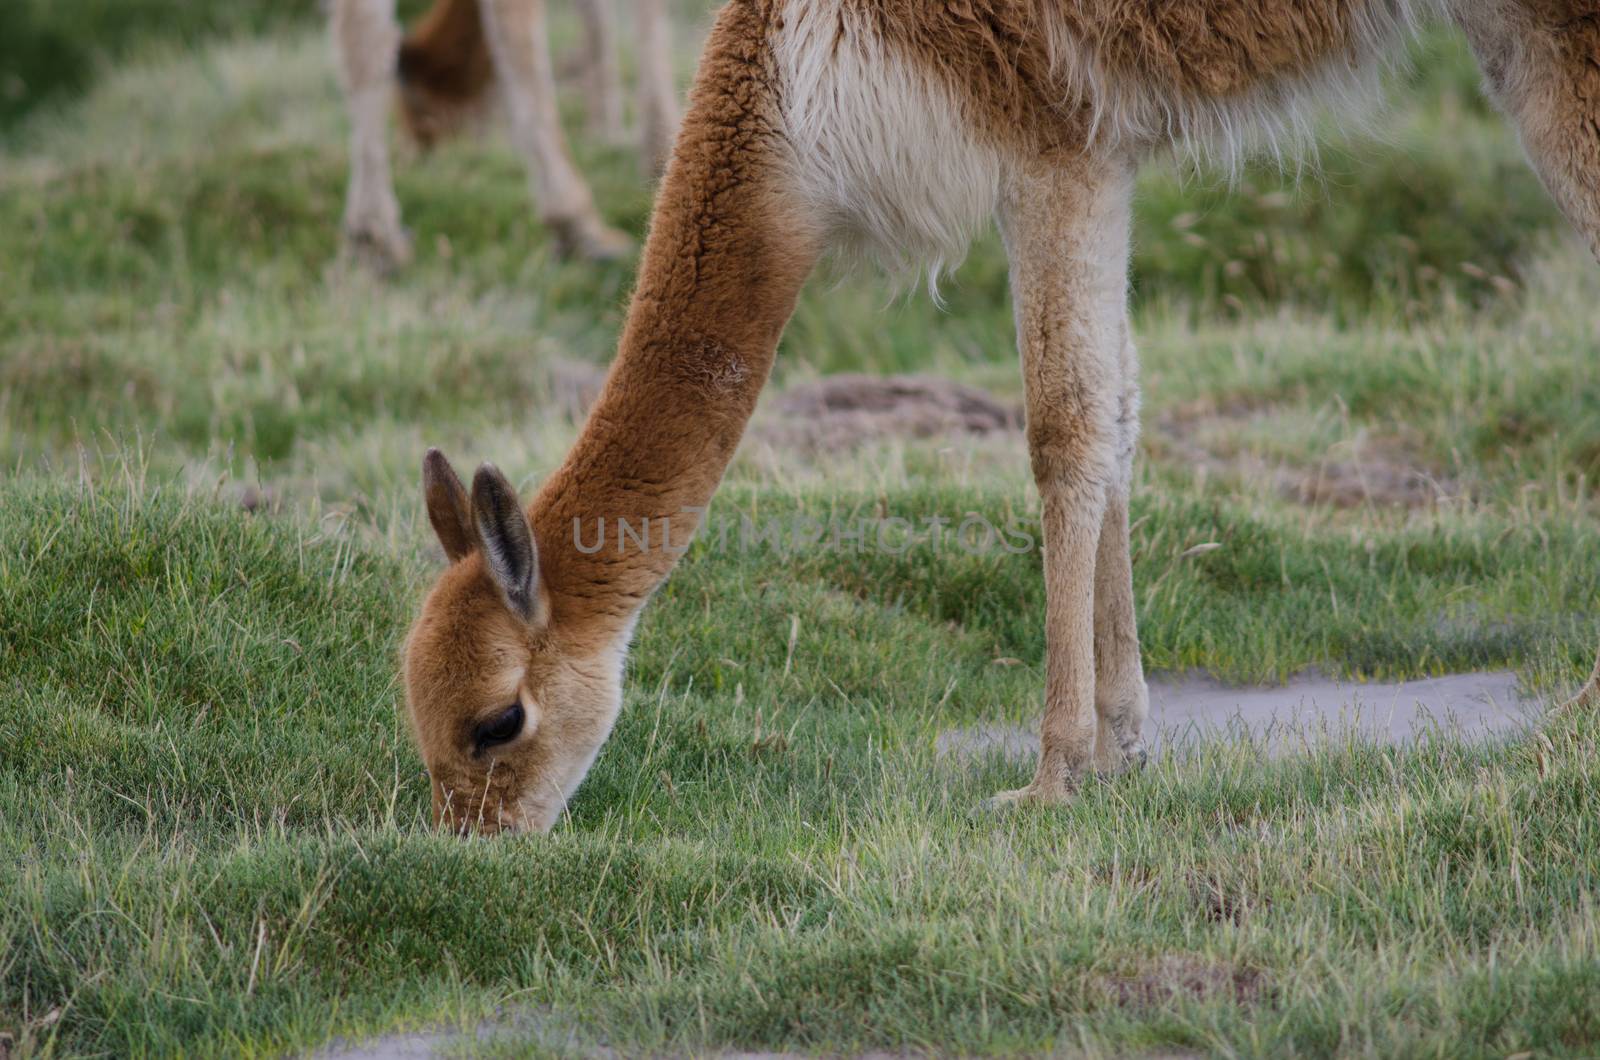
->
<box><xmin>333</xmin><ymin>0</ymin><xmax>680</xmax><ymax>269</ymax></box>
<box><xmin>407</xmin><ymin>0</ymin><xmax>1600</xmax><ymax>833</ymax></box>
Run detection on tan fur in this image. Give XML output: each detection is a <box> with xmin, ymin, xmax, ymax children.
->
<box><xmin>574</xmin><ymin>0</ymin><xmax>627</xmax><ymax>143</ymax></box>
<box><xmin>332</xmin><ymin>0</ymin><xmax>682</xmax><ymax>269</ymax></box>
<box><xmin>404</xmin><ymin>0</ymin><xmax>1600</xmax><ymax>831</ymax></box>
<box><xmin>333</xmin><ymin>0</ymin><xmax>413</xmax><ymax>269</ymax></box>
<box><xmin>990</xmin><ymin>153</ymin><xmax>1144</xmax><ymax>800</ymax></box>
<box><xmin>636</xmin><ymin>0</ymin><xmax>682</xmax><ymax>173</ymax></box>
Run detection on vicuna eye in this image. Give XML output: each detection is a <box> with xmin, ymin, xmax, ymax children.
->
<box><xmin>473</xmin><ymin>703</ymin><xmax>525</xmax><ymax>752</ymax></box>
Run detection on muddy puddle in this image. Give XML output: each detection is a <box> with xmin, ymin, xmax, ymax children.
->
<box><xmin>938</xmin><ymin>670</ymin><xmax>1542</xmax><ymax>763</ymax></box>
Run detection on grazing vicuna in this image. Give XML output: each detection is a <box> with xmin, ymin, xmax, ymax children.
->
<box><xmin>403</xmin><ymin>0</ymin><xmax>1600</xmax><ymax>834</ymax></box>
<box><xmin>332</xmin><ymin>0</ymin><xmax>680</xmax><ymax>270</ymax></box>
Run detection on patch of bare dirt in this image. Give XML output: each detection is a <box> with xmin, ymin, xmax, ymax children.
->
<box><xmin>1281</xmin><ymin>453</ymin><xmax>1449</xmax><ymax>508</ymax></box>
<box><xmin>1189</xmin><ymin>869</ymin><xmax>1264</xmax><ymax>926</ymax></box>
<box><xmin>758</xmin><ymin>374</ymin><xmax>1022</xmax><ymax>451</ymax></box>
<box><xmin>546</xmin><ymin>365</ymin><xmax>1025</xmax><ymax>452</ymax></box>
<box><xmin>238</xmin><ymin>485</ymin><xmax>280</xmax><ymax>514</ymax></box>
<box><xmin>1152</xmin><ymin>399</ymin><xmax>1457</xmax><ymax>510</ymax></box>
<box><xmin>1098</xmin><ymin>955</ymin><xmax>1269</xmax><ymax>1009</ymax></box>
<box><xmin>550</xmin><ymin>365</ymin><xmax>1454</xmax><ymax>504</ymax></box>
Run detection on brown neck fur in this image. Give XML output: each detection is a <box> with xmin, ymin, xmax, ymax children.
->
<box><xmin>529</xmin><ymin>1</ymin><xmax>820</xmax><ymax>640</ymax></box>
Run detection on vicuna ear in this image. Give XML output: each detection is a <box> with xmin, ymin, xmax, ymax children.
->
<box><xmin>471</xmin><ymin>463</ymin><xmax>543</xmax><ymax>623</ymax></box>
<box><xmin>423</xmin><ymin>449</ymin><xmax>476</xmax><ymax>562</ymax></box>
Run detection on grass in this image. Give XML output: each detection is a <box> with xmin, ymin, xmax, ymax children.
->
<box><xmin>1</xmin><ymin>7</ymin><xmax>1598</xmax><ymax>1058</ymax></box>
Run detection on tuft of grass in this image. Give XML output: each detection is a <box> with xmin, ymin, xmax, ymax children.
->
<box><xmin>3</xmin><ymin>475</ymin><xmax>1598</xmax><ymax>1057</ymax></box>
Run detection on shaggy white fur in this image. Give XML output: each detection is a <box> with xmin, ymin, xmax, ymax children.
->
<box><xmin>774</xmin><ymin>0</ymin><xmax>1004</xmax><ymax>288</ymax></box>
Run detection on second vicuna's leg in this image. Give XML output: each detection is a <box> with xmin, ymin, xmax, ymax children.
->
<box><xmin>636</xmin><ymin>0</ymin><xmax>680</xmax><ymax>175</ymax></box>
<box><xmin>332</xmin><ymin>0</ymin><xmax>413</xmax><ymax>271</ymax></box>
<box><xmin>573</xmin><ymin>0</ymin><xmax>626</xmax><ymax>143</ymax></box>
<box><xmin>478</xmin><ymin>0</ymin><xmax>633</xmax><ymax>259</ymax></box>
<box><xmin>994</xmin><ymin>158</ymin><xmax>1138</xmax><ymax>804</ymax></box>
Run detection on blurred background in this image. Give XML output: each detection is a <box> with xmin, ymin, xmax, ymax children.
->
<box><xmin>2</xmin><ymin>2</ymin><xmax>1591</xmax><ymax>486</ymax></box>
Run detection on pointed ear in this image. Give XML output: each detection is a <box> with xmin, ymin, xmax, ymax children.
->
<box><xmin>423</xmin><ymin>449</ymin><xmax>477</xmax><ymax>562</ymax></box>
<box><xmin>471</xmin><ymin>463</ymin><xmax>543</xmax><ymax>623</ymax></box>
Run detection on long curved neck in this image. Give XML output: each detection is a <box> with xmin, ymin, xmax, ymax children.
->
<box><xmin>530</xmin><ymin>3</ymin><xmax>818</xmax><ymax>638</ymax></box>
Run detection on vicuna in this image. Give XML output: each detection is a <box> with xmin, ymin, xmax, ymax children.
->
<box><xmin>333</xmin><ymin>0</ymin><xmax>680</xmax><ymax>269</ymax></box>
<box><xmin>404</xmin><ymin>0</ymin><xmax>1600</xmax><ymax>833</ymax></box>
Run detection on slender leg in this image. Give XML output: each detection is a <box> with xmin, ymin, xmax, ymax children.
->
<box><xmin>478</xmin><ymin>0</ymin><xmax>633</xmax><ymax>260</ymax></box>
<box><xmin>332</xmin><ymin>0</ymin><xmax>414</xmax><ymax>272</ymax></box>
<box><xmin>992</xmin><ymin>156</ymin><xmax>1137</xmax><ymax>805</ymax></box>
<box><xmin>635</xmin><ymin>0</ymin><xmax>680</xmax><ymax>176</ymax></box>
<box><xmin>573</xmin><ymin>0</ymin><xmax>626</xmax><ymax>143</ymax></box>
<box><xmin>1092</xmin><ymin>321</ymin><xmax>1150</xmax><ymax>772</ymax></box>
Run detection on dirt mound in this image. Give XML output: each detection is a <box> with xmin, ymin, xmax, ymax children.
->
<box><xmin>545</xmin><ymin>366</ymin><xmax>1025</xmax><ymax>452</ymax></box>
<box><xmin>1153</xmin><ymin>400</ymin><xmax>1457</xmax><ymax>510</ymax></box>
<box><xmin>758</xmin><ymin>374</ymin><xmax>1023</xmax><ymax>452</ymax></box>
<box><xmin>546</xmin><ymin>366</ymin><xmax>1454</xmax><ymax>507</ymax></box>
<box><xmin>1282</xmin><ymin>452</ymin><xmax>1450</xmax><ymax>508</ymax></box>
<box><xmin>1098</xmin><ymin>955</ymin><xmax>1269</xmax><ymax>1009</ymax></box>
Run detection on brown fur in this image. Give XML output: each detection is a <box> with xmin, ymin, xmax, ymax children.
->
<box><xmin>848</xmin><ymin>3</ymin><xmax>1078</xmax><ymax>152</ymax></box>
<box><xmin>1060</xmin><ymin>0</ymin><xmax>1375</xmax><ymax>98</ymax></box>
<box><xmin>403</xmin><ymin>0</ymin><xmax>1600</xmax><ymax>832</ymax></box>
<box><xmin>525</xmin><ymin>3</ymin><xmax>820</xmax><ymax>632</ymax></box>
<box><xmin>397</xmin><ymin>0</ymin><xmax>495</xmax><ymax>148</ymax></box>
<box><xmin>803</xmin><ymin>0</ymin><xmax>1427</xmax><ymax>160</ymax></box>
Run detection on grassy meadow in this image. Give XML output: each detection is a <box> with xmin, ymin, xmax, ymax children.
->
<box><xmin>2</xmin><ymin>3</ymin><xmax>1599</xmax><ymax>1057</ymax></box>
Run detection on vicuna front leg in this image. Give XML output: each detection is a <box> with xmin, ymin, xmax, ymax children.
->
<box><xmin>332</xmin><ymin>0</ymin><xmax>413</xmax><ymax>271</ymax></box>
<box><xmin>478</xmin><ymin>0</ymin><xmax>632</xmax><ymax>260</ymax></box>
<box><xmin>995</xmin><ymin>158</ymin><xmax>1138</xmax><ymax>805</ymax></box>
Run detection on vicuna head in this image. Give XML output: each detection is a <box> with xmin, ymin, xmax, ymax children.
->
<box><xmin>403</xmin><ymin>450</ymin><xmax>623</xmax><ymax>835</ymax></box>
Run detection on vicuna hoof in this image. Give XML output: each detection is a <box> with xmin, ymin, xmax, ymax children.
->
<box><xmin>982</xmin><ymin>779</ymin><xmax>1076</xmax><ymax>813</ymax></box>
<box><xmin>341</xmin><ymin>224</ymin><xmax>414</xmax><ymax>276</ymax></box>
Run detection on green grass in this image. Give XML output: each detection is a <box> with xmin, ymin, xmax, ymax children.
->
<box><xmin>2</xmin><ymin>11</ymin><xmax>1598</xmax><ymax>1059</ymax></box>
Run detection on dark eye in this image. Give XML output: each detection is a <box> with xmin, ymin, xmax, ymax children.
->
<box><xmin>472</xmin><ymin>703</ymin><xmax>525</xmax><ymax>753</ymax></box>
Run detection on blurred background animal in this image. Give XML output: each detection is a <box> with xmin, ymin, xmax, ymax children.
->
<box><xmin>332</xmin><ymin>0</ymin><xmax>680</xmax><ymax>270</ymax></box>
